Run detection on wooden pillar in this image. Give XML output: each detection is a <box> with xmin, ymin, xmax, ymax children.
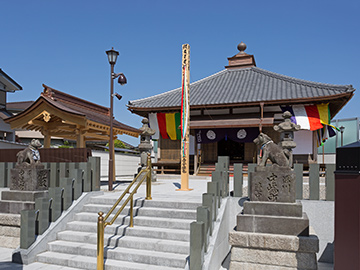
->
<box><xmin>43</xmin><ymin>129</ymin><xmax>51</xmax><ymax>148</ymax></box>
<box><xmin>259</xmin><ymin>102</ymin><xmax>264</xmax><ymax>133</ymax></box>
<box><xmin>76</xmin><ymin>128</ymin><xmax>86</xmax><ymax>148</ymax></box>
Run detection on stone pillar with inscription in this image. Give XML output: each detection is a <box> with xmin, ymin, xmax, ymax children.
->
<box><xmin>0</xmin><ymin>139</ymin><xmax>49</xmax><ymax>215</ymax></box>
<box><xmin>229</xmin><ymin>113</ymin><xmax>319</xmax><ymax>270</ymax></box>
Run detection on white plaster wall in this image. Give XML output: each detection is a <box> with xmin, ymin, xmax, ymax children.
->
<box><xmin>92</xmin><ymin>150</ymin><xmax>140</xmax><ymax>179</ymax></box>
<box><xmin>293</xmin><ymin>130</ymin><xmax>313</xmax><ymax>155</ymax></box>
<box><xmin>317</xmin><ymin>154</ymin><xmax>336</xmax><ymax>164</ymax></box>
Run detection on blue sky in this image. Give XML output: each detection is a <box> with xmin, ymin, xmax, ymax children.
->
<box><xmin>1</xmin><ymin>0</ymin><xmax>359</xmax><ymax>146</ymax></box>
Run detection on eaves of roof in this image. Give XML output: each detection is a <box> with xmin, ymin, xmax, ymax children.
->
<box><xmin>0</xmin><ymin>69</ymin><xmax>22</xmax><ymax>92</ymax></box>
<box><xmin>6</xmin><ymin>93</ymin><xmax>141</xmax><ymax>136</ymax></box>
<box><xmin>128</xmin><ymin>67</ymin><xmax>355</xmax><ymax>112</ymax></box>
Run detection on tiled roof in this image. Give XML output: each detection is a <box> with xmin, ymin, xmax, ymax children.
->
<box><xmin>7</xmin><ymin>101</ymin><xmax>34</xmax><ymax>112</ymax></box>
<box><xmin>128</xmin><ymin>67</ymin><xmax>354</xmax><ymax>110</ymax></box>
<box><xmin>41</xmin><ymin>85</ymin><xmax>141</xmax><ymax>135</ymax></box>
<box><xmin>0</xmin><ymin>69</ymin><xmax>22</xmax><ymax>91</ymax></box>
<box><xmin>6</xmin><ymin>85</ymin><xmax>141</xmax><ymax>136</ymax></box>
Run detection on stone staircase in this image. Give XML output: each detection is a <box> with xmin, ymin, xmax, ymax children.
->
<box><xmin>35</xmin><ymin>193</ymin><xmax>200</xmax><ymax>269</ymax></box>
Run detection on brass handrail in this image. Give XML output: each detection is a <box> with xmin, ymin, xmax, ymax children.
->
<box><xmin>97</xmin><ymin>154</ymin><xmax>152</xmax><ymax>270</ymax></box>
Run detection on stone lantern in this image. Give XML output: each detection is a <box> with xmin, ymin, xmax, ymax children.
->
<box><xmin>138</xmin><ymin>118</ymin><xmax>156</xmax><ymax>181</ymax></box>
<box><xmin>273</xmin><ymin>111</ymin><xmax>301</xmax><ymax>167</ymax></box>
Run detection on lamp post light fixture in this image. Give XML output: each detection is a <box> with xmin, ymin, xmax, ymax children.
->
<box><xmin>106</xmin><ymin>47</ymin><xmax>127</xmax><ymax>191</ymax></box>
<box><xmin>340</xmin><ymin>126</ymin><xmax>345</xmax><ymax>147</ymax></box>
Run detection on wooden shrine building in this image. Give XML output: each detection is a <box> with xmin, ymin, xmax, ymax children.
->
<box><xmin>5</xmin><ymin>84</ymin><xmax>140</xmax><ymax>148</ymax></box>
<box><xmin>127</xmin><ymin>42</ymin><xmax>355</xmax><ymax>172</ymax></box>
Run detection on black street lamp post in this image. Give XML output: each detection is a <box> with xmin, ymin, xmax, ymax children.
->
<box><xmin>106</xmin><ymin>47</ymin><xmax>127</xmax><ymax>191</ymax></box>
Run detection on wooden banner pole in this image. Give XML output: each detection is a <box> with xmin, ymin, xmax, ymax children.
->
<box><xmin>178</xmin><ymin>44</ymin><xmax>192</xmax><ymax>191</ymax></box>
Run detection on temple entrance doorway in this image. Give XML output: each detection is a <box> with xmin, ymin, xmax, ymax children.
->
<box><xmin>217</xmin><ymin>138</ymin><xmax>244</xmax><ymax>162</ymax></box>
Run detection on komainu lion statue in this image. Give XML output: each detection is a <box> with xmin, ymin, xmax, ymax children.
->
<box><xmin>253</xmin><ymin>133</ymin><xmax>289</xmax><ymax>167</ymax></box>
<box><xmin>16</xmin><ymin>139</ymin><xmax>42</xmax><ymax>166</ymax></box>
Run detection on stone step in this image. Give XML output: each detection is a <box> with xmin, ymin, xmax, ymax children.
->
<box><xmin>63</xmin><ymin>222</ymin><xmax>190</xmax><ymax>242</ymax></box>
<box><xmin>37</xmin><ymin>251</ymin><xmax>183</xmax><ymax>270</ymax></box>
<box><xmin>56</xmin><ymin>225</ymin><xmax>189</xmax><ymax>254</ymax></box>
<box><xmin>0</xmin><ymin>213</ymin><xmax>20</xmax><ymax>226</ymax></box>
<box><xmin>82</xmin><ymin>204</ymin><xmax>196</xmax><ymax>220</ymax></box>
<box><xmin>51</xmin><ymin>233</ymin><xmax>189</xmax><ymax>255</ymax></box>
<box><xmin>22</xmin><ymin>262</ymin><xmax>81</xmax><ymax>270</ymax></box>
<box><xmin>75</xmin><ymin>212</ymin><xmax>192</xmax><ymax>230</ymax></box>
<box><xmin>47</xmin><ymin>240</ymin><xmax>187</xmax><ymax>268</ymax></box>
<box><xmin>90</xmin><ymin>196</ymin><xmax>201</xmax><ymax>210</ymax></box>
<box><xmin>0</xmin><ymin>224</ymin><xmax>20</xmax><ymax>237</ymax></box>
<box><xmin>0</xmin><ymin>235</ymin><xmax>20</xmax><ymax>248</ymax></box>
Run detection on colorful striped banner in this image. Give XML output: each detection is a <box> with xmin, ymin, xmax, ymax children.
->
<box><xmin>165</xmin><ymin>113</ymin><xmax>177</xmax><ymax>140</ymax></box>
<box><xmin>148</xmin><ymin>112</ymin><xmax>181</xmax><ymax>140</ymax></box>
<box><xmin>292</xmin><ymin>105</ymin><xmax>323</xmax><ymax>131</ymax></box>
<box><xmin>148</xmin><ymin>113</ymin><xmax>159</xmax><ymax>140</ymax></box>
<box><xmin>282</xmin><ymin>103</ymin><xmax>338</xmax><ymax>146</ymax></box>
<box><xmin>157</xmin><ymin>113</ymin><xmax>169</xmax><ymax>139</ymax></box>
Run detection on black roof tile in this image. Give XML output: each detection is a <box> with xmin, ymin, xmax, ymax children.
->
<box><xmin>128</xmin><ymin>67</ymin><xmax>354</xmax><ymax>110</ymax></box>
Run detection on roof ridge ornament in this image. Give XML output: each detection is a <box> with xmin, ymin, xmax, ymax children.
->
<box><xmin>225</xmin><ymin>41</ymin><xmax>256</xmax><ymax>69</ymax></box>
<box><xmin>237</xmin><ymin>42</ymin><xmax>247</xmax><ymax>54</ymax></box>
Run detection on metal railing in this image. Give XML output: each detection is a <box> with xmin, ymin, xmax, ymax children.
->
<box><xmin>96</xmin><ymin>154</ymin><xmax>152</xmax><ymax>270</ymax></box>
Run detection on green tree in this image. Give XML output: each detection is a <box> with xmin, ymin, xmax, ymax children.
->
<box><xmin>58</xmin><ymin>140</ymin><xmax>74</xmax><ymax>148</ymax></box>
<box><xmin>106</xmin><ymin>139</ymin><xmax>128</xmax><ymax>149</ymax></box>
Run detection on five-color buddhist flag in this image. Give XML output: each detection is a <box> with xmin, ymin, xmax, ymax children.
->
<box><xmin>148</xmin><ymin>113</ymin><xmax>159</xmax><ymax>140</ymax></box>
<box><xmin>148</xmin><ymin>112</ymin><xmax>181</xmax><ymax>140</ymax></box>
<box><xmin>291</xmin><ymin>105</ymin><xmax>323</xmax><ymax>131</ymax></box>
<box><xmin>281</xmin><ymin>104</ymin><xmax>338</xmax><ymax>146</ymax></box>
<box><xmin>282</xmin><ymin>104</ymin><xmax>339</xmax><ymax>131</ymax></box>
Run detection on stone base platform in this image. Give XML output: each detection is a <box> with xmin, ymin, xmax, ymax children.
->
<box><xmin>229</xmin><ymin>230</ymin><xmax>319</xmax><ymax>270</ymax></box>
<box><xmin>0</xmin><ymin>190</ymin><xmax>48</xmax><ymax>214</ymax></box>
<box><xmin>238</xmin><ymin>201</ymin><xmax>310</xmax><ymax>236</ymax></box>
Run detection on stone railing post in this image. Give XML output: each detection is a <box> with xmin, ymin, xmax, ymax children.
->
<box><xmin>233</xmin><ymin>163</ymin><xmax>243</xmax><ymax>197</ymax></box>
<box><xmin>78</xmin><ymin>162</ymin><xmax>91</xmax><ymax>192</ymax></box>
<box><xmin>247</xmin><ymin>163</ymin><xmax>257</xmax><ymax>196</ymax></box>
<box><xmin>202</xmin><ymin>193</ymin><xmax>215</xmax><ymax>234</ymax></box>
<box><xmin>212</xmin><ymin>170</ymin><xmax>224</xmax><ymax>198</ymax></box>
<box><xmin>49</xmin><ymin>163</ymin><xmax>59</xmax><ymax>187</ymax></box>
<box><xmin>0</xmin><ymin>162</ymin><xmax>6</xmax><ymax>187</ymax></box>
<box><xmin>35</xmin><ymin>197</ymin><xmax>50</xmax><ymax>235</ymax></box>
<box><xmin>325</xmin><ymin>164</ymin><xmax>335</xmax><ymax>201</ymax></box>
<box><xmin>309</xmin><ymin>163</ymin><xmax>320</xmax><ymax>200</ymax></box>
<box><xmin>20</xmin><ymin>210</ymin><xmax>36</xmax><ymax>249</ymax></box>
<box><xmin>196</xmin><ymin>206</ymin><xmax>210</xmax><ymax>253</ymax></box>
<box><xmin>294</xmin><ymin>163</ymin><xmax>303</xmax><ymax>200</ymax></box>
<box><xmin>49</xmin><ymin>187</ymin><xmax>62</xmax><ymax>222</ymax></box>
<box><xmin>190</xmin><ymin>221</ymin><xmax>205</xmax><ymax>270</ymax></box>
<box><xmin>207</xmin><ymin>181</ymin><xmax>219</xmax><ymax>210</ymax></box>
<box><xmin>60</xmin><ymin>162</ymin><xmax>68</xmax><ymax>177</ymax></box>
<box><xmin>89</xmin><ymin>156</ymin><xmax>101</xmax><ymax>191</ymax></box>
<box><xmin>69</xmin><ymin>169</ymin><xmax>83</xmax><ymax>200</ymax></box>
<box><xmin>59</xmin><ymin>177</ymin><xmax>73</xmax><ymax>210</ymax></box>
